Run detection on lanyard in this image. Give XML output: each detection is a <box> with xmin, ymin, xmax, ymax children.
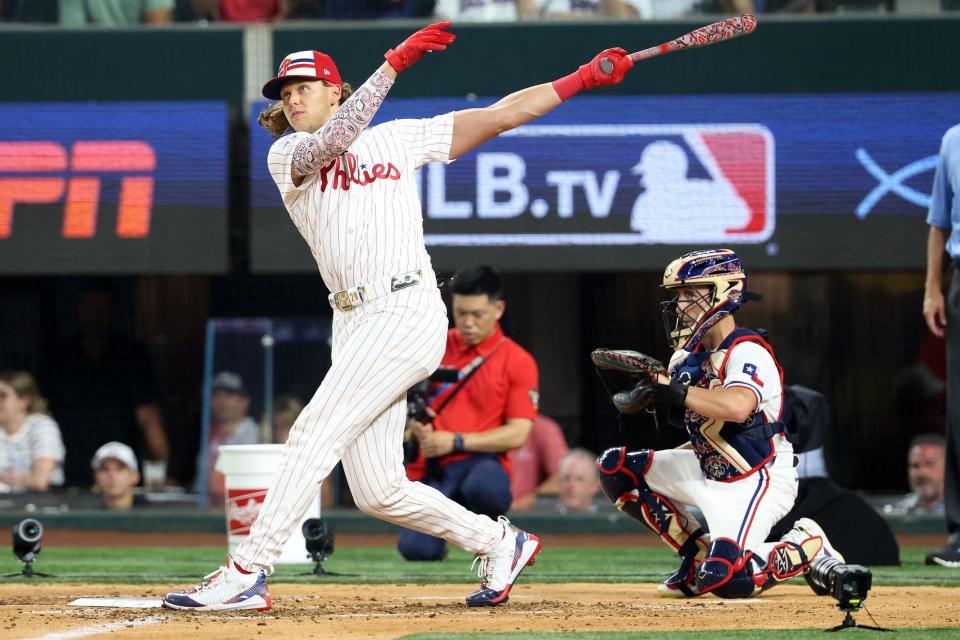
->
<box><xmin>431</xmin><ymin>336</ymin><xmax>506</xmax><ymax>420</ymax></box>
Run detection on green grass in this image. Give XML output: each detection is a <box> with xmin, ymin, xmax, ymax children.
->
<box><xmin>401</xmin><ymin>632</ymin><xmax>960</xmax><ymax>640</ymax></box>
<box><xmin>1</xmin><ymin>545</ymin><xmax>959</xmax><ymax>587</ymax></box>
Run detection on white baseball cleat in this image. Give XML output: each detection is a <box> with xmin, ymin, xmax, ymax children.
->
<box><xmin>163</xmin><ymin>558</ymin><xmax>273</xmax><ymax>611</ymax></box>
<box><xmin>465</xmin><ymin>516</ymin><xmax>542</xmax><ymax>607</ymax></box>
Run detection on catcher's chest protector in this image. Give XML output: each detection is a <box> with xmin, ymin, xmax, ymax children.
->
<box><xmin>672</xmin><ymin>327</ymin><xmax>788</xmax><ymax>482</ymax></box>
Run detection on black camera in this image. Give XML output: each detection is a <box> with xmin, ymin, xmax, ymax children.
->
<box><xmin>13</xmin><ymin>519</ymin><xmax>43</xmax><ymax>563</ymax></box>
<box><xmin>301</xmin><ymin>517</ymin><xmax>340</xmax><ymax>577</ymax></box>
<box><xmin>404</xmin><ymin>368</ymin><xmax>460</xmax><ymax>465</ymax></box>
<box><xmin>406</xmin><ymin>379</ymin><xmax>433</xmax><ymax>423</ymax></box>
<box><xmin>3</xmin><ymin>518</ymin><xmax>52</xmax><ymax>578</ymax></box>
<box><xmin>302</xmin><ymin>517</ymin><xmax>334</xmax><ymax>563</ymax></box>
<box><xmin>808</xmin><ymin>556</ymin><xmax>872</xmax><ymax>611</ymax></box>
<box><xmin>406</xmin><ymin>367</ymin><xmax>460</xmax><ymax>423</ymax></box>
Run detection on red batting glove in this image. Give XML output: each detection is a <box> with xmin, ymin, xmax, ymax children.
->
<box><xmin>552</xmin><ymin>47</ymin><xmax>634</xmax><ymax>101</ymax></box>
<box><xmin>385</xmin><ymin>21</ymin><xmax>456</xmax><ymax>73</ymax></box>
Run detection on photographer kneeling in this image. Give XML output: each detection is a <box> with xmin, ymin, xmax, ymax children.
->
<box><xmin>400</xmin><ymin>266</ymin><xmax>539</xmax><ymax>561</ymax></box>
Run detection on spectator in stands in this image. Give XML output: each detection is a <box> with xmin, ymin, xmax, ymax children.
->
<box><xmin>203</xmin><ymin>371</ymin><xmax>259</xmax><ymax>506</ymax></box>
<box><xmin>271</xmin><ymin>393</ymin><xmax>340</xmax><ymax>507</ymax></box>
<box><xmin>292</xmin><ymin>0</ymin><xmax>431</xmax><ymax>19</ymax></box>
<box><xmin>883</xmin><ymin>434</ymin><xmax>946</xmax><ymax>517</ymax></box>
<box><xmin>271</xmin><ymin>393</ymin><xmax>303</xmax><ymax>445</ymax></box>
<box><xmin>508</xmin><ymin>414</ymin><xmax>569</xmax><ymax>510</ymax></box>
<box><xmin>59</xmin><ymin>0</ymin><xmax>174</xmax><ymax>25</ymax></box>
<box><xmin>556</xmin><ymin>448</ymin><xmax>600</xmax><ymax>513</ymax></box>
<box><xmin>752</xmin><ymin>0</ymin><xmax>816</xmax><ymax>11</ymax></box>
<box><xmin>91</xmin><ymin>441</ymin><xmax>145</xmax><ymax>510</ymax></box>
<box><xmin>192</xmin><ymin>0</ymin><xmax>287</xmax><ymax>22</ymax></box>
<box><xmin>630</xmin><ymin>0</ymin><xmax>699</xmax><ymax>18</ymax></box>
<box><xmin>434</xmin><ymin>0</ymin><xmax>540</xmax><ymax>21</ymax></box>
<box><xmin>40</xmin><ymin>286</ymin><xmax>169</xmax><ymax>487</ymax></box>
<box><xmin>539</xmin><ymin>0</ymin><xmax>640</xmax><ymax>19</ymax></box>
<box><xmin>0</xmin><ymin>371</ymin><xmax>65</xmax><ymax>493</ymax></box>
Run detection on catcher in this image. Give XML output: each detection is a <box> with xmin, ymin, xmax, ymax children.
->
<box><xmin>592</xmin><ymin>249</ymin><xmax>845</xmax><ymax>598</ymax></box>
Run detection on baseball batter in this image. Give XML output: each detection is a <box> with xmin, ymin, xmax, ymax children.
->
<box><xmin>164</xmin><ymin>22</ymin><xmax>635</xmax><ymax>611</ymax></box>
<box><xmin>592</xmin><ymin>249</ymin><xmax>845</xmax><ymax>598</ymax></box>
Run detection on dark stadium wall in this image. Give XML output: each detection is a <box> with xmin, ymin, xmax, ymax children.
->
<box><xmin>0</xmin><ymin>19</ymin><xmax>956</xmax><ymax>106</ymax></box>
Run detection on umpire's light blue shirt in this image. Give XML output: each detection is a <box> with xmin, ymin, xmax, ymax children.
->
<box><xmin>928</xmin><ymin>124</ymin><xmax>960</xmax><ymax>260</ymax></box>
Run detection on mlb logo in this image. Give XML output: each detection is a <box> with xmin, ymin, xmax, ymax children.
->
<box><xmin>627</xmin><ymin>125</ymin><xmax>775</xmax><ymax>244</ymax></box>
<box><xmin>494</xmin><ymin>123</ymin><xmax>776</xmax><ymax>245</ymax></box>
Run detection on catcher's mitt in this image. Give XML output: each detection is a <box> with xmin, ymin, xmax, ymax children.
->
<box><xmin>591</xmin><ymin>349</ymin><xmax>667</xmax><ymax>414</ymax></box>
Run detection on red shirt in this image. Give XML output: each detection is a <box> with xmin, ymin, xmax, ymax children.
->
<box><xmin>406</xmin><ymin>324</ymin><xmax>539</xmax><ymax>481</ymax></box>
<box><xmin>218</xmin><ymin>0</ymin><xmax>280</xmax><ymax>22</ymax></box>
<box><xmin>507</xmin><ymin>414</ymin><xmax>569</xmax><ymax>502</ymax></box>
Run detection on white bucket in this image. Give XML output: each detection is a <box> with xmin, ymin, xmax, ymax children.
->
<box><xmin>215</xmin><ymin>444</ymin><xmax>320</xmax><ymax>565</ymax></box>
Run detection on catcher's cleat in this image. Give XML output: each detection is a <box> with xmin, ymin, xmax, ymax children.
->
<box><xmin>163</xmin><ymin>557</ymin><xmax>272</xmax><ymax>611</ymax></box>
<box><xmin>465</xmin><ymin>516</ymin><xmax>542</xmax><ymax>607</ymax></box>
<box><xmin>657</xmin><ymin>564</ymin><xmax>702</xmax><ymax>598</ymax></box>
<box><xmin>778</xmin><ymin>518</ymin><xmax>844</xmax><ymax>595</ymax></box>
<box><xmin>787</xmin><ymin>517</ymin><xmax>844</xmax><ymax>565</ymax></box>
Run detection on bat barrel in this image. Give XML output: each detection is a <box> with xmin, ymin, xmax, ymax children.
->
<box><xmin>595</xmin><ymin>14</ymin><xmax>756</xmax><ymax>76</ymax></box>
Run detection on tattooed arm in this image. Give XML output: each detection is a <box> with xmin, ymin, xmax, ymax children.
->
<box><xmin>291</xmin><ymin>64</ymin><xmax>396</xmax><ymax>180</ymax></box>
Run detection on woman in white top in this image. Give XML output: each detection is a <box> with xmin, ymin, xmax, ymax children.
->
<box><xmin>0</xmin><ymin>371</ymin><xmax>65</xmax><ymax>492</ymax></box>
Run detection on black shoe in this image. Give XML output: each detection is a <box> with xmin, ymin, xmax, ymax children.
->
<box><xmin>925</xmin><ymin>542</ymin><xmax>960</xmax><ymax>567</ymax></box>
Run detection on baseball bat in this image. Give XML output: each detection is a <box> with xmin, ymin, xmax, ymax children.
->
<box><xmin>599</xmin><ymin>14</ymin><xmax>757</xmax><ymax>74</ymax></box>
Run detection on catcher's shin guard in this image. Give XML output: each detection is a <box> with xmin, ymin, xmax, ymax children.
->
<box><xmin>757</xmin><ymin>519</ymin><xmax>829</xmax><ymax>592</ymax></box>
<box><xmin>765</xmin><ymin>538</ymin><xmax>821</xmax><ymax>582</ymax></box>
<box><xmin>596</xmin><ymin>447</ymin><xmax>707</xmax><ymax>560</ymax></box>
<box><xmin>695</xmin><ymin>538</ymin><xmax>763</xmax><ymax>599</ymax></box>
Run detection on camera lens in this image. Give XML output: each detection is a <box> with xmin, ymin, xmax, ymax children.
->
<box><xmin>302</xmin><ymin>518</ymin><xmax>326</xmax><ymax>542</ymax></box>
<box><xmin>302</xmin><ymin>518</ymin><xmax>334</xmax><ymax>558</ymax></box>
<box><xmin>808</xmin><ymin>555</ymin><xmax>839</xmax><ymax>596</ymax></box>
<box><xmin>18</xmin><ymin>520</ymin><xmax>42</xmax><ymax>543</ymax></box>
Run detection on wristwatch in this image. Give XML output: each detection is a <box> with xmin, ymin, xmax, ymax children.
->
<box><xmin>453</xmin><ymin>432</ymin><xmax>465</xmax><ymax>453</ymax></box>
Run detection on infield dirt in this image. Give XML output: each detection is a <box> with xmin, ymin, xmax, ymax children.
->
<box><xmin>1</xmin><ymin>583</ymin><xmax>957</xmax><ymax>639</ymax></box>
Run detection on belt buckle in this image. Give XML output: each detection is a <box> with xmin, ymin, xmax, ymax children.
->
<box><xmin>333</xmin><ymin>290</ymin><xmax>354</xmax><ymax>311</ymax></box>
<box><xmin>391</xmin><ymin>270</ymin><xmax>422</xmax><ymax>292</ymax></box>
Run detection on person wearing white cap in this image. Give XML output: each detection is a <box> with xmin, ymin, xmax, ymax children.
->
<box><xmin>165</xmin><ymin>21</ymin><xmax>635</xmax><ymax>612</ymax></box>
<box><xmin>91</xmin><ymin>441</ymin><xmax>143</xmax><ymax>511</ymax></box>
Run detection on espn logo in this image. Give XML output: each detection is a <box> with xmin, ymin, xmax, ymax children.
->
<box><xmin>0</xmin><ymin>141</ymin><xmax>156</xmax><ymax>239</ymax></box>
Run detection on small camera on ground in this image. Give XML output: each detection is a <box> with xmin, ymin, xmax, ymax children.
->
<box><xmin>3</xmin><ymin>518</ymin><xmax>52</xmax><ymax>579</ymax></box>
<box><xmin>808</xmin><ymin>556</ymin><xmax>886</xmax><ymax>632</ymax></box>
<box><xmin>808</xmin><ymin>556</ymin><xmax>872</xmax><ymax>611</ymax></box>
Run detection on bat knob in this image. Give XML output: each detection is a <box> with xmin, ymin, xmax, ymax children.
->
<box><xmin>599</xmin><ymin>58</ymin><xmax>613</xmax><ymax>74</ymax></box>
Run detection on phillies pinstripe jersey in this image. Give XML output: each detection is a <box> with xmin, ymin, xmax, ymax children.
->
<box><xmin>267</xmin><ymin>113</ymin><xmax>454</xmax><ymax>292</ymax></box>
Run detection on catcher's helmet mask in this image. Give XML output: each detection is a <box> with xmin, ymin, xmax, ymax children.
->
<box><xmin>660</xmin><ymin>249</ymin><xmax>748</xmax><ymax>351</ymax></box>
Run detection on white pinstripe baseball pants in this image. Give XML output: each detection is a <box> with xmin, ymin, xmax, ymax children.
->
<box><xmin>233</xmin><ymin>285</ymin><xmax>504</xmax><ymax>570</ymax></box>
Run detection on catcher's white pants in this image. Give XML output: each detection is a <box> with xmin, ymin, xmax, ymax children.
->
<box><xmin>234</xmin><ymin>284</ymin><xmax>503</xmax><ymax>570</ymax></box>
<box><xmin>646</xmin><ymin>445</ymin><xmax>798</xmax><ymax>557</ymax></box>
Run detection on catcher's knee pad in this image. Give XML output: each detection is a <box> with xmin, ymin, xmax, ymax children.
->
<box><xmin>596</xmin><ymin>447</ymin><xmax>653</xmax><ymax>509</ymax></box>
<box><xmin>695</xmin><ymin>538</ymin><xmax>762</xmax><ymax>599</ymax></box>
<box><xmin>596</xmin><ymin>447</ymin><xmax>704</xmax><ymax>554</ymax></box>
